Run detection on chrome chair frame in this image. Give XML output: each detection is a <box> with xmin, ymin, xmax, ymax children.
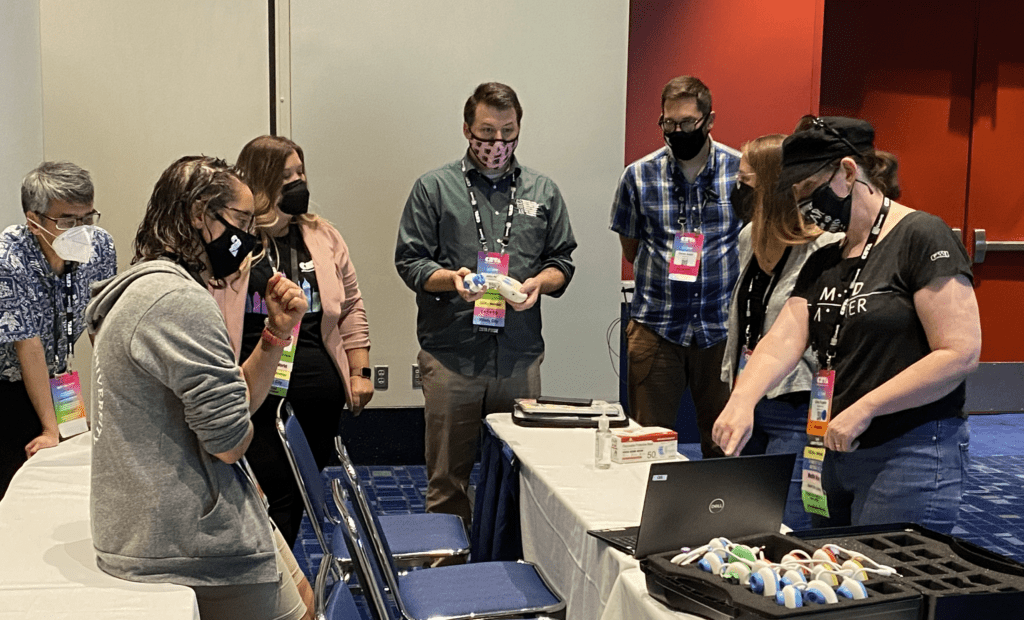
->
<box><xmin>330</xmin><ymin>465</ymin><xmax>566</xmax><ymax>620</ymax></box>
<box><xmin>334</xmin><ymin>435</ymin><xmax>470</xmax><ymax>565</ymax></box>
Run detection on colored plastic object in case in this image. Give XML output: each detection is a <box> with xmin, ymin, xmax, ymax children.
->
<box><xmin>792</xmin><ymin>523</ymin><xmax>1024</xmax><ymax>620</ymax></box>
<box><xmin>641</xmin><ymin>533</ymin><xmax>922</xmax><ymax>618</ymax></box>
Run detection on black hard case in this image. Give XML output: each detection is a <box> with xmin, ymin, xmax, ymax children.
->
<box><xmin>793</xmin><ymin>523</ymin><xmax>1024</xmax><ymax>620</ymax></box>
<box><xmin>642</xmin><ymin>524</ymin><xmax>1024</xmax><ymax>619</ymax></box>
<box><xmin>641</xmin><ymin>532</ymin><xmax>921</xmax><ymax>619</ymax></box>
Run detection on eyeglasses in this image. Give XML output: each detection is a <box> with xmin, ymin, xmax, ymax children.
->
<box><xmin>39</xmin><ymin>211</ymin><xmax>101</xmax><ymax>230</ymax></box>
<box><xmin>659</xmin><ymin>115</ymin><xmax>706</xmax><ymax>134</ymax></box>
<box><xmin>220</xmin><ymin>207</ymin><xmax>256</xmax><ymax>233</ymax></box>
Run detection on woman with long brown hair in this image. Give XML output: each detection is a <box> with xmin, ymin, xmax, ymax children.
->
<box><xmin>718</xmin><ymin>134</ymin><xmax>843</xmax><ymax>530</ymax></box>
<box><xmin>212</xmin><ymin>136</ymin><xmax>372</xmax><ymax>546</ymax></box>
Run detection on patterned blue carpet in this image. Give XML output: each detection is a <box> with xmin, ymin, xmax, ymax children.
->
<box><xmin>297</xmin><ymin>414</ymin><xmax>1024</xmax><ymax>617</ymax></box>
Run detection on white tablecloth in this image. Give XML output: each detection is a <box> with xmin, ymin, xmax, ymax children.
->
<box><xmin>0</xmin><ymin>433</ymin><xmax>199</xmax><ymax>620</ymax></box>
<box><xmin>486</xmin><ymin>413</ymin><xmax>698</xmax><ymax>620</ymax></box>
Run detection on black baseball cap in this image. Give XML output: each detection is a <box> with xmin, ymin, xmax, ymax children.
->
<box><xmin>776</xmin><ymin>116</ymin><xmax>875</xmax><ymax>194</ymax></box>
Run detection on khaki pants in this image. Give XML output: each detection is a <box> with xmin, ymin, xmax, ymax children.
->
<box><xmin>419</xmin><ymin>350</ymin><xmax>542</xmax><ymax>525</ymax></box>
<box><xmin>190</xmin><ymin>526</ymin><xmax>306</xmax><ymax>620</ymax></box>
<box><xmin>625</xmin><ymin>320</ymin><xmax>729</xmax><ymax>458</ymax></box>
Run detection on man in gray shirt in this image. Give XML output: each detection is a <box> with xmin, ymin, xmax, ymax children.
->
<box><xmin>396</xmin><ymin>82</ymin><xmax>576</xmax><ymax>524</ymax></box>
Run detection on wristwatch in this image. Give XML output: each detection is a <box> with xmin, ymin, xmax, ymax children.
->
<box><xmin>351</xmin><ymin>367</ymin><xmax>372</xmax><ymax>379</ymax></box>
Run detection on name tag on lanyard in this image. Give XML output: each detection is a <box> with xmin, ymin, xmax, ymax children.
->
<box><xmin>669</xmin><ymin>231</ymin><xmax>703</xmax><ymax>282</ymax></box>
<box><xmin>50</xmin><ymin>266</ymin><xmax>87</xmax><ymax>438</ymax></box>
<box><xmin>51</xmin><ymin>371</ymin><xmax>88</xmax><ymax>439</ymax></box>
<box><xmin>269</xmin><ymin>323</ymin><xmax>301</xmax><ymax>397</ymax></box>
<box><xmin>473</xmin><ymin>251</ymin><xmax>508</xmax><ymax>333</ymax></box>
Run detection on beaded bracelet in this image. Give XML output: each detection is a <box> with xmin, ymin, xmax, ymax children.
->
<box><xmin>261</xmin><ymin>318</ymin><xmax>293</xmax><ymax>347</ymax></box>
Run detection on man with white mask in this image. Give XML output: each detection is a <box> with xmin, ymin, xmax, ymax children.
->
<box><xmin>0</xmin><ymin>161</ymin><xmax>116</xmax><ymax>498</ymax></box>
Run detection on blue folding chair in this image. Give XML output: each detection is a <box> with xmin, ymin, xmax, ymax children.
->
<box><xmin>314</xmin><ymin>551</ymin><xmax>362</xmax><ymax>620</ymax></box>
<box><xmin>276</xmin><ymin>402</ymin><xmax>469</xmax><ymax>580</ymax></box>
<box><xmin>334</xmin><ymin>436</ymin><xmax>470</xmax><ymax>565</ymax></box>
<box><xmin>329</xmin><ymin>459</ymin><xmax>566</xmax><ymax>620</ymax></box>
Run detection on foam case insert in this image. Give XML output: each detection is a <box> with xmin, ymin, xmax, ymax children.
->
<box><xmin>792</xmin><ymin>523</ymin><xmax>1024</xmax><ymax>620</ymax></box>
<box><xmin>641</xmin><ymin>532</ymin><xmax>922</xmax><ymax>619</ymax></box>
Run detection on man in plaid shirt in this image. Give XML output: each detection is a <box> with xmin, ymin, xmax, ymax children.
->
<box><xmin>610</xmin><ymin>76</ymin><xmax>741</xmax><ymax>458</ymax></box>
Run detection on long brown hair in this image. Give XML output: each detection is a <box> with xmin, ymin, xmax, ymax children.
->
<box><xmin>235</xmin><ymin>135</ymin><xmax>318</xmax><ymax>231</ymax></box>
<box><xmin>132</xmin><ymin>156</ymin><xmax>243</xmax><ymax>273</ymax></box>
<box><xmin>746</xmin><ymin>134</ymin><xmax>822</xmax><ymax>266</ymax></box>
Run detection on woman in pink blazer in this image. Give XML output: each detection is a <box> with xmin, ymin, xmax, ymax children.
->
<box><xmin>214</xmin><ymin>135</ymin><xmax>372</xmax><ymax>545</ymax></box>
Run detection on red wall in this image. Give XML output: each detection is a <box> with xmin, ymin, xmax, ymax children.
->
<box><xmin>623</xmin><ymin>0</ymin><xmax>825</xmax><ymax>278</ymax></box>
<box><xmin>626</xmin><ymin>0</ymin><xmax>1024</xmax><ymax>362</ymax></box>
<box><xmin>818</xmin><ymin>1</ymin><xmax>1024</xmax><ymax>362</ymax></box>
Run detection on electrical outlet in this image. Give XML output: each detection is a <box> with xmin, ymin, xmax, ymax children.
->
<box><xmin>411</xmin><ymin>364</ymin><xmax>422</xmax><ymax>389</ymax></box>
<box><xmin>374</xmin><ymin>365</ymin><xmax>388</xmax><ymax>390</ymax></box>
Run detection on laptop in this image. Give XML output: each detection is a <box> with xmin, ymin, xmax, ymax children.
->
<box><xmin>587</xmin><ymin>452</ymin><xmax>796</xmax><ymax>559</ymax></box>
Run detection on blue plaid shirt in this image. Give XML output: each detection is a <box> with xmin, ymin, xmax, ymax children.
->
<box><xmin>0</xmin><ymin>224</ymin><xmax>117</xmax><ymax>381</ymax></box>
<box><xmin>610</xmin><ymin>142</ymin><xmax>741</xmax><ymax>347</ymax></box>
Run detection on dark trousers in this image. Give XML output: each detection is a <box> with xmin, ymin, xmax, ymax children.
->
<box><xmin>419</xmin><ymin>350</ymin><xmax>542</xmax><ymax>525</ymax></box>
<box><xmin>625</xmin><ymin>320</ymin><xmax>729</xmax><ymax>458</ymax></box>
<box><xmin>0</xmin><ymin>381</ymin><xmax>42</xmax><ymax>500</ymax></box>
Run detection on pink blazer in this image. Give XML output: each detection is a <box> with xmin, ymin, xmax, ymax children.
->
<box><xmin>211</xmin><ymin>219</ymin><xmax>370</xmax><ymax>407</ymax></box>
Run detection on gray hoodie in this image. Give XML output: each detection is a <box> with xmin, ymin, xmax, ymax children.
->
<box><xmin>86</xmin><ymin>259</ymin><xmax>277</xmax><ymax>586</ymax></box>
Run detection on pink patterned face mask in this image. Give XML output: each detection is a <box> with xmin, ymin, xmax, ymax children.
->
<box><xmin>468</xmin><ymin>135</ymin><xmax>518</xmax><ymax>170</ymax></box>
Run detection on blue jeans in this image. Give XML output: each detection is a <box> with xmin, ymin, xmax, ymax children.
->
<box><xmin>811</xmin><ymin>417</ymin><xmax>970</xmax><ymax>533</ymax></box>
<box><xmin>741</xmin><ymin>395</ymin><xmax>812</xmax><ymax>531</ymax></box>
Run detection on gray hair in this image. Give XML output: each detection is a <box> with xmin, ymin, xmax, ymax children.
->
<box><xmin>21</xmin><ymin>161</ymin><xmax>95</xmax><ymax>214</ymax></box>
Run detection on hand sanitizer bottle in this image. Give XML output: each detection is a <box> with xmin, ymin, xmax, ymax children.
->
<box><xmin>595</xmin><ymin>413</ymin><xmax>612</xmax><ymax>469</ymax></box>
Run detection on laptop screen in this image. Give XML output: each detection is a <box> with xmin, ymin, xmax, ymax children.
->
<box><xmin>632</xmin><ymin>452</ymin><xmax>796</xmax><ymax>558</ymax></box>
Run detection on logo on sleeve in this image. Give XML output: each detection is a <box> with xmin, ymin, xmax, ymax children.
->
<box><xmin>930</xmin><ymin>250</ymin><xmax>950</xmax><ymax>261</ymax></box>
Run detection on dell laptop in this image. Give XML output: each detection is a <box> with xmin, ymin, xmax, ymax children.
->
<box><xmin>588</xmin><ymin>452</ymin><xmax>796</xmax><ymax>559</ymax></box>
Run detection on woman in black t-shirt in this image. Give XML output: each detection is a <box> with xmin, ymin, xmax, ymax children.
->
<box><xmin>713</xmin><ymin>117</ymin><xmax>980</xmax><ymax>533</ymax></box>
<box><xmin>223</xmin><ymin>136</ymin><xmax>373</xmax><ymax>546</ymax></box>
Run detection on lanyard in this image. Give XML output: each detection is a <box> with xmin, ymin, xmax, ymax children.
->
<box><xmin>673</xmin><ymin>167</ymin><xmax>716</xmax><ymax>233</ymax></box>
<box><xmin>268</xmin><ymin>225</ymin><xmax>301</xmax><ymax>282</ymax></box>
<box><xmin>742</xmin><ymin>246</ymin><xmax>792</xmax><ymax>350</ymax></box>
<box><xmin>461</xmin><ymin>158</ymin><xmax>516</xmax><ymax>254</ymax></box>
<box><xmin>50</xmin><ymin>264</ymin><xmax>77</xmax><ymax>374</ymax></box>
<box><xmin>819</xmin><ymin>197</ymin><xmax>891</xmax><ymax>370</ymax></box>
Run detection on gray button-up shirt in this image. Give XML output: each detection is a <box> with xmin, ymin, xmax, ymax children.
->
<box><xmin>396</xmin><ymin>155</ymin><xmax>576</xmax><ymax>377</ymax></box>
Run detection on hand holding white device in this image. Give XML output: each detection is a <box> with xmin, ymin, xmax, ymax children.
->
<box><xmin>463</xmin><ymin>272</ymin><xmax>527</xmax><ymax>303</ymax></box>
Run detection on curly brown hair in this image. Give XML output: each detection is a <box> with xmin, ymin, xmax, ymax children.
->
<box><xmin>132</xmin><ymin>156</ymin><xmax>245</xmax><ymax>274</ymax></box>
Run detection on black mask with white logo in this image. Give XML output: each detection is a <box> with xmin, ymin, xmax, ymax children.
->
<box><xmin>279</xmin><ymin>179</ymin><xmax>310</xmax><ymax>215</ymax></box>
<box><xmin>799</xmin><ymin>169</ymin><xmax>861</xmax><ymax>233</ymax></box>
<box><xmin>204</xmin><ymin>212</ymin><xmax>258</xmax><ymax>279</ymax></box>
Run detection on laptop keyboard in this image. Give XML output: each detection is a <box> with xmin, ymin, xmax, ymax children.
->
<box><xmin>600</xmin><ymin>526</ymin><xmax>640</xmax><ymax>553</ymax></box>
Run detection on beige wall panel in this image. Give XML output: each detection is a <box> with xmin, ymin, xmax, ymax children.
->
<box><xmin>289</xmin><ymin>0</ymin><xmax>629</xmax><ymax>406</ymax></box>
<box><xmin>1</xmin><ymin>1</ymin><xmax>45</xmax><ymax>223</ymax></box>
<box><xmin>39</xmin><ymin>0</ymin><xmax>270</xmax><ymax>410</ymax></box>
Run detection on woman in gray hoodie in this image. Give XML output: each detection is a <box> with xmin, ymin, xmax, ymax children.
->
<box><xmin>86</xmin><ymin>156</ymin><xmax>312</xmax><ymax>620</ymax></box>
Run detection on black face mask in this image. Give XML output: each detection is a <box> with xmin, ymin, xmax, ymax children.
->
<box><xmin>665</xmin><ymin>126</ymin><xmax>709</xmax><ymax>162</ymax></box>
<box><xmin>279</xmin><ymin>179</ymin><xmax>310</xmax><ymax>215</ymax></box>
<box><xmin>799</xmin><ymin>169</ymin><xmax>855</xmax><ymax>233</ymax></box>
<box><xmin>730</xmin><ymin>182</ymin><xmax>755</xmax><ymax>224</ymax></box>
<box><xmin>204</xmin><ymin>212</ymin><xmax>258</xmax><ymax>280</ymax></box>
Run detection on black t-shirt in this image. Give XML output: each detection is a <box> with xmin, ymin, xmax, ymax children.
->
<box><xmin>791</xmin><ymin>211</ymin><xmax>973</xmax><ymax>448</ymax></box>
<box><xmin>241</xmin><ymin>225</ymin><xmax>344</xmax><ymax>397</ymax></box>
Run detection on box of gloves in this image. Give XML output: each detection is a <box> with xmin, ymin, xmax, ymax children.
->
<box><xmin>611</xmin><ymin>427</ymin><xmax>678</xmax><ymax>464</ymax></box>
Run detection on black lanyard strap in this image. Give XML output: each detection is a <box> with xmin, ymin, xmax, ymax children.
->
<box><xmin>743</xmin><ymin>246</ymin><xmax>792</xmax><ymax>350</ymax></box>
<box><xmin>820</xmin><ymin>197</ymin><xmax>891</xmax><ymax>370</ymax></box>
<box><xmin>461</xmin><ymin>158</ymin><xmax>516</xmax><ymax>254</ymax></box>
<box><xmin>50</xmin><ymin>264</ymin><xmax>77</xmax><ymax>374</ymax></box>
